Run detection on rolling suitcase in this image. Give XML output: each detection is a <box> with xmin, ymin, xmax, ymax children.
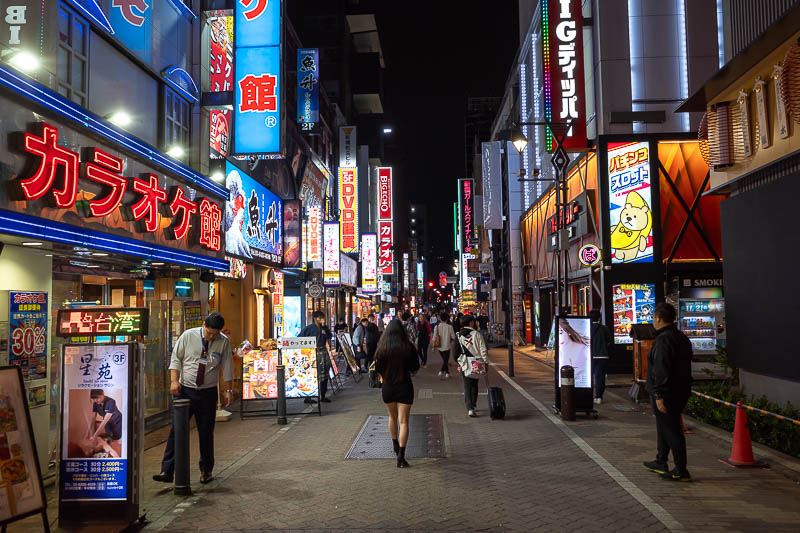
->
<box><xmin>486</xmin><ymin>373</ymin><xmax>505</xmax><ymax>420</ymax></box>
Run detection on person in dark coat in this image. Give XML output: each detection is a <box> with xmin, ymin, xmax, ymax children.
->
<box><xmin>643</xmin><ymin>302</ymin><xmax>693</xmax><ymax>482</ymax></box>
<box><xmin>589</xmin><ymin>309</ymin><xmax>613</xmax><ymax>404</ymax></box>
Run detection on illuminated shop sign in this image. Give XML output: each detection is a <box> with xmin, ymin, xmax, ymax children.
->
<box><xmin>110</xmin><ymin>0</ymin><xmax>152</xmax><ymax>63</ymax></box>
<box><xmin>607</xmin><ymin>141</ymin><xmax>653</xmax><ymax>264</ymax></box>
<box><xmin>297</xmin><ymin>48</ymin><xmax>319</xmax><ymax>132</ymax></box>
<box><xmin>377</xmin><ymin>167</ymin><xmax>392</xmax><ymax>220</ymax></box>
<box><xmin>612</xmin><ymin>283</ymin><xmax>655</xmax><ymax>344</ymax></box>
<box><xmin>338</xmin><ymin>126</ymin><xmax>356</xmax><ymax>168</ymax></box>
<box><xmin>305</xmin><ymin>205</ymin><xmax>322</xmax><ymax>262</ymax></box>
<box><xmin>283</xmin><ymin>199</ymin><xmax>301</xmax><ymax>268</ymax></box>
<box><xmin>273</xmin><ymin>271</ymin><xmax>284</xmax><ymax>338</ymax></box>
<box><xmin>546</xmin><ymin>192</ymin><xmax>589</xmax><ymax>251</ymax></box>
<box><xmin>338</xmin><ymin>168</ymin><xmax>358</xmax><ymax>253</ymax></box>
<box><xmin>578</xmin><ymin>244</ymin><xmax>600</xmax><ymax>267</ymax></box>
<box><xmin>378</xmin><ymin>220</ymin><xmax>393</xmax><ymax>275</ymax></box>
<box><xmin>208</xmin><ymin>13</ymin><xmax>233</xmax><ymax>92</ymax></box>
<box><xmin>481</xmin><ymin>141</ymin><xmax>502</xmax><ymax>229</ymax></box>
<box><xmin>323</xmin><ymin>222</ymin><xmax>340</xmax><ymax>285</ymax></box>
<box><xmin>458</xmin><ymin>179</ymin><xmax>474</xmax><ymax>251</ymax></box>
<box><xmin>340</xmin><ymin>252</ymin><xmax>357</xmax><ymax>287</ymax></box>
<box><xmin>209</xmin><ymin>109</ymin><xmax>230</xmax><ymax>159</ymax></box>
<box><xmin>56</xmin><ymin>308</ymin><xmax>149</xmax><ymax>337</ymax></box>
<box><xmin>542</xmin><ymin>0</ymin><xmax>587</xmax><ymax>150</ymax></box>
<box><xmin>361</xmin><ymin>233</ymin><xmax>378</xmax><ymax>293</ymax></box>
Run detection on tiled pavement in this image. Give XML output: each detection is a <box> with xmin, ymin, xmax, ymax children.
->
<box><xmin>12</xmin><ymin>348</ymin><xmax>800</xmax><ymax>532</ymax></box>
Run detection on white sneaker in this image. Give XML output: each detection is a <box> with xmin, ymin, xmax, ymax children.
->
<box><xmin>445</xmin><ymin>373</ymin><xmax>450</xmax><ymax>379</ymax></box>
<box><xmin>438</xmin><ymin>371</ymin><xmax>443</xmax><ymax>377</ymax></box>
<box><xmin>468</xmin><ymin>410</ymin><xmax>476</xmax><ymax>417</ymax></box>
<box><xmin>594</xmin><ymin>398</ymin><xmax>602</xmax><ymax>405</ymax></box>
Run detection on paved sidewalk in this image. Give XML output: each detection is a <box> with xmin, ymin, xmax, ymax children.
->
<box><xmin>11</xmin><ymin>348</ymin><xmax>800</xmax><ymax>532</ymax></box>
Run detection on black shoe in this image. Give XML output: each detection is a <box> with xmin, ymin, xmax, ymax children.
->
<box><xmin>642</xmin><ymin>461</ymin><xmax>668</xmax><ymax>475</ymax></box>
<box><xmin>660</xmin><ymin>469</ymin><xmax>692</xmax><ymax>482</ymax></box>
<box><xmin>152</xmin><ymin>472</ymin><xmax>173</xmax><ymax>483</ymax></box>
<box><xmin>304</xmin><ymin>398</ymin><xmax>318</xmax><ymax>404</ymax></box>
<box><xmin>320</xmin><ymin>397</ymin><xmax>331</xmax><ymax>403</ymax></box>
<box><xmin>397</xmin><ymin>457</ymin><xmax>410</xmax><ymax>468</ymax></box>
<box><xmin>200</xmin><ymin>471</ymin><xmax>213</xmax><ymax>484</ymax></box>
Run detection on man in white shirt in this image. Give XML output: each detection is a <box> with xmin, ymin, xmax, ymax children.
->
<box><xmin>153</xmin><ymin>312</ymin><xmax>233</xmax><ymax>484</ymax></box>
<box><xmin>433</xmin><ymin>312</ymin><xmax>456</xmax><ymax>379</ymax></box>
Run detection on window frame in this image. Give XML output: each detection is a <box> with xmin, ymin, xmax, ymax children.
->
<box><xmin>162</xmin><ymin>84</ymin><xmax>192</xmax><ymax>154</ymax></box>
<box><xmin>56</xmin><ymin>2</ymin><xmax>90</xmax><ymax>107</ymax></box>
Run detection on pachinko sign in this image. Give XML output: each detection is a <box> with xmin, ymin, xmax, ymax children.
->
<box><xmin>378</xmin><ymin>220</ymin><xmax>393</xmax><ymax>275</ymax></box>
<box><xmin>338</xmin><ymin>168</ymin><xmax>358</xmax><ymax>253</ymax></box>
<box><xmin>607</xmin><ymin>141</ymin><xmax>653</xmax><ymax>264</ymax></box>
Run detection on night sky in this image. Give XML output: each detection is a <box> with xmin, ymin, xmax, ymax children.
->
<box><xmin>375</xmin><ymin>2</ymin><xmax>519</xmax><ymax>279</ymax></box>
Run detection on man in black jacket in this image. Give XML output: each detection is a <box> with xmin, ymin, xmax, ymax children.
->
<box><xmin>643</xmin><ymin>302</ymin><xmax>693</xmax><ymax>481</ymax></box>
<box><xmin>589</xmin><ymin>310</ymin><xmax>612</xmax><ymax>404</ymax></box>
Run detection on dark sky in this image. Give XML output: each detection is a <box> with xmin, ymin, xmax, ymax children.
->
<box><xmin>375</xmin><ymin>2</ymin><xmax>519</xmax><ymax>278</ymax></box>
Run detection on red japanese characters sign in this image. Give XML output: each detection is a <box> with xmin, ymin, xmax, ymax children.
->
<box><xmin>338</xmin><ymin>168</ymin><xmax>358</xmax><ymax>253</ymax></box>
<box><xmin>9</xmin><ymin>122</ymin><xmax>223</xmax><ymax>253</ymax></box>
<box><xmin>377</xmin><ymin>167</ymin><xmax>392</xmax><ymax>220</ymax></box>
<box><xmin>208</xmin><ymin>14</ymin><xmax>233</xmax><ymax>92</ymax></box>
<box><xmin>378</xmin><ymin>220</ymin><xmax>393</xmax><ymax>275</ymax></box>
<box><xmin>209</xmin><ymin>109</ymin><xmax>230</xmax><ymax>159</ymax></box>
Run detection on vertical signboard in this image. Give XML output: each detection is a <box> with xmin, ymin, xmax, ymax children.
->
<box><xmin>234</xmin><ymin>0</ymin><xmax>282</xmax><ymax>155</ymax></box>
<box><xmin>542</xmin><ymin>0</ymin><xmax>587</xmax><ymax>150</ymax></box>
<box><xmin>323</xmin><ymin>222</ymin><xmax>340</xmax><ymax>285</ymax></box>
<box><xmin>607</xmin><ymin>141</ymin><xmax>653</xmax><ymax>264</ymax></box>
<box><xmin>403</xmin><ymin>253</ymin><xmax>410</xmax><ymax>290</ymax></box>
<box><xmin>8</xmin><ymin>291</ymin><xmax>47</xmax><ymax>380</ymax></box>
<box><xmin>61</xmin><ymin>343</ymin><xmax>130</xmax><ymax>500</ymax></box>
<box><xmin>338</xmin><ymin>126</ymin><xmax>357</xmax><ymax>168</ymax></box>
<box><xmin>361</xmin><ymin>233</ymin><xmax>378</xmax><ymax>293</ymax></box>
<box><xmin>208</xmin><ymin>13</ymin><xmax>234</xmax><ymax>91</ymax></box>
<box><xmin>458</xmin><ymin>179</ymin><xmax>474</xmax><ymax>251</ymax></box>
<box><xmin>283</xmin><ymin>200</ymin><xmax>301</xmax><ymax>268</ymax></box>
<box><xmin>377</xmin><ymin>167</ymin><xmax>392</xmax><ymax>220</ymax></box>
<box><xmin>209</xmin><ymin>109</ymin><xmax>231</xmax><ymax>159</ymax></box>
<box><xmin>338</xmin><ymin>168</ymin><xmax>358</xmax><ymax>253</ymax></box>
<box><xmin>378</xmin><ymin>220</ymin><xmax>393</xmax><ymax>275</ymax></box>
<box><xmin>481</xmin><ymin>141</ymin><xmax>502</xmax><ymax>229</ymax></box>
<box><xmin>297</xmin><ymin>48</ymin><xmax>319</xmax><ymax>132</ymax></box>
<box><xmin>305</xmin><ymin>205</ymin><xmax>322</xmax><ymax>262</ymax></box>
<box><xmin>273</xmin><ymin>271</ymin><xmax>284</xmax><ymax>338</ymax></box>
<box><xmin>416</xmin><ymin>262</ymin><xmax>424</xmax><ymax>290</ymax></box>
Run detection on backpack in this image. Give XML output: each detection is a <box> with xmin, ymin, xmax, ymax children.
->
<box><xmin>405</xmin><ymin>321</ymin><xmax>417</xmax><ymax>346</ymax></box>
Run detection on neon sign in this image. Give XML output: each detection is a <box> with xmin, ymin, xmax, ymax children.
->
<box><xmin>377</xmin><ymin>167</ymin><xmax>392</xmax><ymax>220</ymax></box>
<box><xmin>578</xmin><ymin>244</ymin><xmax>600</xmax><ymax>267</ymax></box>
<box><xmin>378</xmin><ymin>220</ymin><xmax>393</xmax><ymax>275</ymax></box>
<box><xmin>56</xmin><ymin>308</ymin><xmax>149</xmax><ymax>337</ymax></box>
<box><xmin>338</xmin><ymin>168</ymin><xmax>358</xmax><ymax>253</ymax></box>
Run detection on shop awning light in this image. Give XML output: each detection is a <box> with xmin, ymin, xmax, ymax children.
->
<box><xmin>107</xmin><ymin>110</ymin><xmax>132</xmax><ymax>128</ymax></box>
<box><xmin>166</xmin><ymin>145</ymin><xmax>185</xmax><ymax>159</ymax></box>
<box><xmin>21</xmin><ymin>241</ymin><xmax>43</xmax><ymax>246</ymax></box>
<box><xmin>8</xmin><ymin>51</ymin><xmax>39</xmax><ymax>73</ymax></box>
<box><xmin>151</xmin><ymin>262</ymin><xmax>165</xmax><ymax>266</ymax></box>
<box><xmin>210</xmin><ymin>171</ymin><xmax>225</xmax><ymax>183</ymax></box>
<box><xmin>91</xmin><ymin>252</ymin><xmax>109</xmax><ymax>256</ymax></box>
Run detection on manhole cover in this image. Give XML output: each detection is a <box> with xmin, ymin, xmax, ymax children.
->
<box><xmin>345</xmin><ymin>414</ymin><xmax>446</xmax><ymax>459</ymax></box>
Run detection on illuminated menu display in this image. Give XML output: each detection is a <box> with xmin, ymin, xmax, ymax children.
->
<box><xmin>56</xmin><ymin>309</ymin><xmax>149</xmax><ymax>337</ymax></box>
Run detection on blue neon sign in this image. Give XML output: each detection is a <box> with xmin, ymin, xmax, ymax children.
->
<box><xmin>297</xmin><ymin>48</ymin><xmax>319</xmax><ymax>130</ymax></box>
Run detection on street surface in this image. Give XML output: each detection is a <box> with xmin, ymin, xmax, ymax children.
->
<box><xmin>17</xmin><ymin>348</ymin><xmax>800</xmax><ymax>532</ymax></box>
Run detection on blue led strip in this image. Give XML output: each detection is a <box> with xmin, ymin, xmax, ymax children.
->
<box><xmin>0</xmin><ymin>210</ymin><xmax>228</xmax><ymax>271</ymax></box>
<box><xmin>0</xmin><ymin>64</ymin><xmax>227</xmax><ymax>199</ymax></box>
<box><xmin>167</xmin><ymin>0</ymin><xmax>198</xmax><ymax>20</ymax></box>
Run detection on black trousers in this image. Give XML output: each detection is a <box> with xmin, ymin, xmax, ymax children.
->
<box><xmin>160</xmin><ymin>386</ymin><xmax>218</xmax><ymax>475</ymax></box>
<box><xmin>462</xmin><ymin>374</ymin><xmax>479</xmax><ymax>410</ymax></box>
<box><xmin>418</xmin><ymin>341</ymin><xmax>429</xmax><ymax>365</ymax></box>
<box><xmin>652</xmin><ymin>396</ymin><xmax>689</xmax><ymax>471</ymax></box>
<box><xmin>439</xmin><ymin>349</ymin><xmax>451</xmax><ymax>373</ymax></box>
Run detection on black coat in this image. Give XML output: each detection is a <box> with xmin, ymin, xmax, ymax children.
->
<box><xmin>645</xmin><ymin>325</ymin><xmax>693</xmax><ymax>401</ymax></box>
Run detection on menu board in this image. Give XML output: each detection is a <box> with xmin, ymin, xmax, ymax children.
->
<box><xmin>282</xmin><ymin>348</ymin><xmax>318</xmax><ymax>398</ymax></box>
<box><xmin>8</xmin><ymin>292</ymin><xmax>48</xmax><ymax>381</ymax></box>
<box><xmin>242</xmin><ymin>350</ymin><xmax>278</xmax><ymax>399</ymax></box>
<box><xmin>183</xmin><ymin>301</ymin><xmax>203</xmax><ymax>330</ymax></box>
<box><xmin>612</xmin><ymin>284</ymin><xmax>655</xmax><ymax>344</ymax></box>
<box><xmin>60</xmin><ymin>344</ymin><xmax>130</xmax><ymax>501</ymax></box>
<box><xmin>0</xmin><ymin>367</ymin><xmax>45</xmax><ymax>524</ymax></box>
<box><xmin>336</xmin><ymin>332</ymin><xmax>360</xmax><ymax>374</ymax></box>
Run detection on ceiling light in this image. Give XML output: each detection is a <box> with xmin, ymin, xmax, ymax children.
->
<box><xmin>8</xmin><ymin>51</ymin><xmax>39</xmax><ymax>73</ymax></box>
<box><xmin>108</xmin><ymin>110</ymin><xmax>132</xmax><ymax>127</ymax></box>
<box><xmin>185</xmin><ymin>267</ymin><xmax>197</xmax><ymax>271</ymax></box>
<box><xmin>210</xmin><ymin>171</ymin><xmax>225</xmax><ymax>183</ymax></box>
<box><xmin>45</xmin><ymin>254</ymin><xmax>52</xmax><ymax>257</ymax></box>
<box><xmin>166</xmin><ymin>145</ymin><xmax>185</xmax><ymax>159</ymax></box>
<box><xmin>86</xmin><ymin>265</ymin><xmax>100</xmax><ymax>268</ymax></box>
<box><xmin>151</xmin><ymin>262</ymin><xmax>165</xmax><ymax>266</ymax></box>
<box><xmin>91</xmin><ymin>252</ymin><xmax>109</xmax><ymax>256</ymax></box>
<box><xmin>21</xmin><ymin>241</ymin><xmax>43</xmax><ymax>246</ymax></box>
<box><xmin>382</xmin><ymin>127</ymin><xmax>392</xmax><ymax>134</ymax></box>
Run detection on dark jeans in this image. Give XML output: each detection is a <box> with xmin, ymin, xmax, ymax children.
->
<box><xmin>365</xmin><ymin>344</ymin><xmax>376</xmax><ymax>368</ymax></box>
<box><xmin>418</xmin><ymin>341</ymin><xmax>429</xmax><ymax>365</ymax></box>
<box><xmin>652</xmin><ymin>396</ymin><xmax>689</xmax><ymax>471</ymax></box>
<box><xmin>463</xmin><ymin>374</ymin><xmax>479</xmax><ymax>410</ymax></box>
<box><xmin>160</xmin><ymin>386</ymin><xmax>218</xmax><ymax>475</ymax></box>
<box><xmin>593</xmin><ymin>358</ymin><xmax>608</xmax><ymax>399</ymax></box>
<box><xmin>439</xmin><ymin>350</ymin><xmax>451</xmax><ymax>373</ymax></box>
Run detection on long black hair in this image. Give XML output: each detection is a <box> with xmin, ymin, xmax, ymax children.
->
<box><xmin>374</xmin><ymin>319</ymin><xmax>414</xmax><ymax>384</ymax></box>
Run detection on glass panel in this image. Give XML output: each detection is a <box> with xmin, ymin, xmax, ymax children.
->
<box><xmin>73</xmin><ymin>18</ymin><xmax>86</xmax><ymax>55</ymax></box>
<box><xmin>144</xmin><ymin>299</ymin><xmax>170</xmax><ymax>418</ymax></box>
<box><xmin>57</xmin><ymin>47</ymin><xmax>69</xmax><ymax>82</ymax></box>
<box><xmin>57</xmin><ymin>85</ymin><xmax>69</xmax><ymax>99</ymax></box>
<box><xmin>57</xmin><ymin>7</ymin><xmax>70</xmax><ymax>45</ymax></box>
<box><xmin>72</xmin><ymin>58</ymin><xmax>85</xmax><ymax>92</ymax></box>
<box><xmin>166</xmin><ymin>122</ymin><xmax>173</xmax><ymax>144</ymax></box>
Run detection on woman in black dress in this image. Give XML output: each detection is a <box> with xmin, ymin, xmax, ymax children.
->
<box><xmin>374</xmin><ymin>319</ymin><xmax>420</xmax><ymax>468</ymax></box>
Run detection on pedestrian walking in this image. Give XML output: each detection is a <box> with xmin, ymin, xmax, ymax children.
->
<box><xmin>374</xmin><ymin>319</ymin><xmax>420</xmax><ymax>468</ymax></box>
<box><xmin>401</xmin><ymin>312</ymin><xmax>417</xmax><ymax>349</ymax></box>
<box><xmin>643</xmin><ymin>302</ymin><xmax>693</xmax><ymax>482</ymax></box>
<box><xmin>153</xmin><ymin>312</ymin><xmax>233</xmax><ymax>484</ymax></box>
<box><xmin>352</xmin><ymin>317</ymin><xmax>369</xmax><ymax>373</ymax></box>
<box><xmin>589</xmin><ymin>309</ymin><xmax>613</xmax><ymax>404</ymax></box>
<box><xmin>416</xmin><ymin>313</ymin><xmax>431</xmax><ymax>368</ymax></box>
<box><xmin>364</xmin><ymin>314</ymin><xmax>380</xmax><ymax>370</ymax></box>
<box><xmin>300</xmin><ymin>310</ymin><xmax>332</xmax><ymax>403</ymax></box>
<box><xmin>432</xmin><ymin>312</ymin><xmax>456</xmax><ymax>379</ymax></box>
<box><xmin>455</xmin><ymin>315</ymin><xmax>489</xmax><ymax>417</ymax></box>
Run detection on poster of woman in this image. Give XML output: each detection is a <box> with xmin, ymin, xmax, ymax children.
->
<box><xmin>558</xmin><ymin>318</ymin><xmax>592</xmax><ymax>389</ymax></box>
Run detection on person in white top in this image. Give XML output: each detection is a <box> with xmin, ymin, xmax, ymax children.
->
<box><xmin>432</xmin><ymin>312</ymin><xmax>456</xmax><ymax>379</ymax></box>
<box><xmin>455</xmin><ymin>315</ymin><xmax>490</xmax><ymax>417</ymax></box>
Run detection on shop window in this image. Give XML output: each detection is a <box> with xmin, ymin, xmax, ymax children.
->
<box><xmin>163</xmin><ymin>86</ymin><xmax>191</xmax><ymax>153</ymax></box>
<box><xmin>57</xmin><ymin>3</ymin><xmax>89</xmax><ymax>107</ymax></box>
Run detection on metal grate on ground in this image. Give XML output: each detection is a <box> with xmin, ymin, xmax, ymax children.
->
<box><xmin>345</xmin><ymin>414</ymin><xmax>446</xmax><ymax>459</ymax></box>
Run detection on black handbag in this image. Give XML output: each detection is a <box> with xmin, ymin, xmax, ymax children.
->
<box><xmin>368</xmin><ymin>361</ymin><xmax>382</xmax><ymax>388</ymax></box>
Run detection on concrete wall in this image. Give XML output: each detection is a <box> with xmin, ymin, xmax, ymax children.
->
<box><xmin>741</xmin><ymin>370</ymin><xmax>800</xmax><ymax>410</ymax></box>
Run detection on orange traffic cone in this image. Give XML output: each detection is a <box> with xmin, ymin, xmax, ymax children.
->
<box><xmin>718</xmin><ymin>401</ymin><xmax>768</xmax><ymax>468</ymax></box>
<box><xmin>680</xmin><ymin>414</ymin><xmax>694</xmax><ymax>435</ymax></box>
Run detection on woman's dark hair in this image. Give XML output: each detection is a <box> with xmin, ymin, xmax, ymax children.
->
<box><xmin>440</xmin><ymin>312</ymin><xmax>449</xmax><ymax>322</ymax></box>
<box><xmin>205</xmin><ymin>312</ymin><xmax>225</xmax><ymax>330</ymax></box>
<box><xmin>654</xmin><ymin>302</ymin><xmax>676</xmax><ymax>324</ymax></box>
<box><xmin>559</xmin><ymin>318</ymin><xmax>590</xmax><ymax>346</ymax></box>
<box><xmin>459</xmin><ymin>315</ymin><xmax>474</xmax><ymax>329</ymax></box>
<box><xmin>374</xmin><ymin>319</ymin><xmax>414</xmax><ymax>384</ymax></box>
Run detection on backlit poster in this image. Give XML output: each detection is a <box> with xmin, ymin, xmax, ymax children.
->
<box><xmin>361</xmin><ymin>233</ymin><xmax>377</xmax><ymax>293</ymax></box>
<box><xmin>608</xmin><ymin>141</ymin><xmax>653</xmax><ymax>263</ymax></box>
<box><xmin>8</xmin><ymin>291</ymin><xmax>47</xmax><ymax>381</ymax></box>
<box><xmin>297</xmin><ymin>48</ymin><xmax>319</xmax><ymax>131</ymax></box>
<box><xmin>612</xmin><ymin>283</ymin><xmax>655</xmax><ymax>344</ymax></box>
<box><xmin>224</xmin><ymin>162</ymin><xmax>283</xmax><ymax>266</ymax></box>
<box><xmin>61</xmin><ymin>343</ymin><xmax>130</xmax><ymax>500</ymax></box>
<box><xmin>208</xmin><ymin>14</ymin><xmax>233</xmax><ymax>91</ymax></box>
<box><xmin>283</xmin><ymin>296</ymin><xmax>302</xmax><ymax>337</ymax></box>
<box><xmin>340</xmin><ymin>253</ymin><xmax>357</xmax><ymax>288</ymax></box>
<box><xmin>283</xmin><ymin>200</ymin><xmax>301</xmax><ymax>268</ymax></box>
<box><xmin>304</xmin><ymin>205</ymin><xmax>322</xmax><ymax>263</ymax></box>
<box><xmin>338</xmin><ymin>168</ymin><xmax>358</xmax><ymax>253</ymax></box>
<box><xmin>557</xmin><ymin>317</ymin><xmax>591</xmax><ymax>388</ymax></box>
<box><xmin>323</xmin><ymin>222</ymin><xmax>340</xmax><ymax>285</ymax></box>
<box><xmin>272</xmin><ymin>271</ymin><xmax>284</xmax><ymax>338</ymax></box>
<box><xmin>242</xmin><ymin>349</ymin><xmax>278</xmax><ymax>399</ymax></box>
<box><xmin>209</xmin><ymin>110</ymin><xmax>230</xmax><ymax>159</ymax></box>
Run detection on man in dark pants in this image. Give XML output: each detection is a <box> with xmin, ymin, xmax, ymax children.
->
<box><xmin>643</xmin><ymin>302</ymin><xmax>694</xmax><ymax>482</ymax></box>
<box><xmin>300</xmin><ymin>310</ymin><xmax>331</xmax><ymax>403</ymax></box>
<box><xmin>589</xmin><ymin>309</ymin><xmax>612</xmax><ymax>404</ymax></box>
<box><xmin>363</xmin><ymin>314</ymin><xmax>380</xmax><ymax>370</ymax></box>
<box><xmin>153</xmin><ymin>312</ymin><xmax>233</xmax><ymax>484</ymax></box>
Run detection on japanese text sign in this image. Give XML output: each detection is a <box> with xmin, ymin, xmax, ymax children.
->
<box><xmin>361</xmin><ymin>233</ymin><xmax>378</xmax><ymax>293</ymax></box>
<box><xmin>578</xmin><ymin>244</ymin><xmax>600</xmax><ymax>267</ymax></box>
<box><xmin>377</xmin><ymin>167</ymin><xmax>392</xmax><ymax>220</ymax></box>
<box><xmin>338</xmin><ymin>126</ymin><xmax>356</xmax><ymax>168</ymax></box>
<box><xmin>209</xmin><ymin>109</ymin><xmax>231</xmax><ymax>159</ymax></box>
<box><xmin>235</xmin><ymin>0</ymin><xmax>280</xmax><ymax>48</ymax></box>
<box><xmin>481</xmin><ymin>141</ymin><xmax>502</xmax><ymax>229</ymax></box>
<box><xmin>607</xmin><ymin>141</ymin><xmax>653</xmax><ymax>264</ymax></box>
<box><xmin>8</xmin><ymin>291</ymin><xmax>48</xmax><ymax>381</ymax></box>
<box><xmin>378</xmin><ymin>220</ymin><xmax>393</xmax><ymax>275</ymax></box>
<box><xmin>273</xmin><ymin>271</ymin><xmax>284</xmax><ymax>338</ymax></box>
<box><xmin>459</xmin><ymin>179</ymin><xmax>474</xmax><ymax>251</ymax></box>
<box><xmin>208</xmin><ymin>14</ymin><xmax>233</xmax><ymax>92</ymax></box>
<box><xmin>543</xmin><ymin>0</ymin><xmax>587</xmax><ymax>150</ymax></box>
<box><xmin>243</xmin><ymin>349</ymin><xmax>278</xmax><ymax>399</ymax></box>
<box><xmin>110</xmin><ymin>0</ymin><xmax>152</xmax><ymax>64</ymax></box>
<box><xmin>283</xmin><ymin>199</ymin><xmax>301</xmax><ymax>268</ymax></box>
<box><xmin>56</xmin><ymin>309</ymin><xmax>149</xmax><ymax>337</ymax></box>
<box><xmin>338</xmin><ymin>168</ymin><xmax>358</xmax><ymax>253</ymax></box>
<box><xmin>224</xmin><ymin>162</ymin><xmax>283</xmax><ymax>266</ymax></box>
<box><xmin>340</xmin><ymin>252</ymin><xmax>357</xmax><ymax>287</ymax></box>
<box><xmin>305</xmin><ymin>205</ymin><xmax>322</xmax><ymax>262</ymax></box>
<box><xmin>61</xmin><ymin>343</ymin><xmax>131</xmax><ymax>501</ymax></box>
<box><xmin>323</xmin><ymin>222</ymin><xmax>340</xmax><ymax>285</ymax></box>
<box><xmin>297</xmin><ymin>48</ymin><xmax>319</xmax><ymax>130</ymax></box>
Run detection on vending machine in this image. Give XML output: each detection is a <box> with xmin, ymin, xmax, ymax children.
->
<box><xmin>677</xmin><ymin>277</ymin><xmax>725</xmax><ymax>357</ymax></box>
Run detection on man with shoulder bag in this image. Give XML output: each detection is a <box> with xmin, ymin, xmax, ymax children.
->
<box><xmin>455</xmin><ymin>315</ymin><xmax>489</xmax><ymax>417</ymax></box>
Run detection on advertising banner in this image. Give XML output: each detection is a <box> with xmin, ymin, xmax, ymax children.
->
<box><xmin>273</xmin><ymin>271</ymin><xmax>284</xmax><ymax>338</ymax></box>
<box><xmin>283</xmin><ymin>296</ymin><xmax>302</xmax><ymax>337</ymax></box>
<box><xmin>340</xmin><ymin>253</ymin><xmax>357</xmax><ymax>288</ymax></box>
<box><xmin>338</xmin><ymin>168</ymin><xmax>358</xmax><ymax>253</ymax></box>
<box><xmin>281</xmin><ymin>346</ymin><xmax>319</xmax><ymax>398</ymax></box>
<box><xmin>224</xmin><ymin>162</ymin><xmax>283</xmax><ymax>266</ymax></box>
<box><xmin>299</xmin><ymin>161</ymin><xmax>327</xmax><ymax>208</ymax></box>
<box><xmin>416</xmin><ymin>262</ymin><xmax>424</xmax><ymax>290</ymax></box>
<box><xmin>323</xmin><ymin>222</ymin><xmax>340</xmax><ymax>285</ymax></box>
<box><xmin>8</xmin><ymin>291</ymin><xmax>47</xmax><ymax>381</ymax></box>
<box><xmin>481</xmin><ymin>141</ymin><xmax>502</xmax><ymax>229</ymax></box>
<box><xmin>377</xmin><ymin>167</ymin><xmax>392</xmax><ymax>220</ymax></box>
<box><xmin>361</xmin><ymin>233</ymin><xmax>378</xmax><ymax>293</ymax></box>
<box><xmin>403</xmin><ymin>253</ymin><xmax>409</xmax><ymax>290</ymax></box>
<box><xmin>297</xmin><ymin>48</ymin><xmax>320</xmax><ymax>132</ymax></box>
<box><xmin>109</xmin><ymin>0</ymin><xmax>152</xmax><ymax>64</ymax></box>
<box><xmin>378</xmin><ymin>220</ymin><xmax>393</xmax><ymax>275</ymax></box>
<box><xmin>60</xmin><ymin>343</ymin><xmax>130</xmax><ymax>501</ymax></box>
<box><xmin>458</xmin><ymin>179</ymin><xmax>474</xmax><ymax>251</ymax></box>
<box><xmin>242</xmin><ymin>350</ymin><xmax>278</xmax><ymax>399</ymax></box>
<box><xmin>338</xmin><ymin>126</ymin><xmax>357</xmax><ymax>168</ymax></box>
<box><xmin>283</xmin><ymin>200</ymin><xmax>301</xmax><ymax>268</ymax></box>
<box><xmin>612</xmin><ymin>283</ymin><xmax>655</xmax><ymax>344</ymax></box>
<box><xmin>557</xmin><ymin>317</ymin><xmax>591</xmax><ymax>388</ymax></box>
<box><xmin>183</xmin><ymin>300</ymin><xmax>203</xmax><ymax>329</ymax></box>
<box><xmin>304</xmin><ymin>205</ymin><xmax>322</xmax><ymax>263</ymax></box>
<box><xmin>208</xmin><ymin>13</ymin><xmax>233</xmax><ymax>92</ymax></box>
<box><xmin>336</xmin><ymin>332</ymin><xmax>360</xmax><ymax>374</ymax></box>
<box><xmin>209</xmin><ymin>109</ymin><xmax>231</xmax><ymax>159</ymax></box>
<box><xmin>607</xmin><ymin>141</ymin><xmax>653</xmax><ymax>263</ymax></box>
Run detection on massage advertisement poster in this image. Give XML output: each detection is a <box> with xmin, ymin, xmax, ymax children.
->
<box><xmin>607</xmin><ymin>141</ymin><xmax>653</xmax><ymax>264</ymax></box>
<box><xmin>557</xmin><ymin>317</ymin><xmax>591</xmax><ymax>389</ymax></box>
<box><xmin>61</xmin><ymin>344</ymin><xmax>129</xmax><ymax>501</ymax></box>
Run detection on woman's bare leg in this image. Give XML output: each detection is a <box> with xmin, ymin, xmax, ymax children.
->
<box><xmin>397</xmin><ymin>403</ymin><xmax>412</xmax><ymax>447</ymax></box>
<box><xmin>385</xmin><ymin>402</ymin><xmax>398</xmax><ymax>440</ymax></box>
